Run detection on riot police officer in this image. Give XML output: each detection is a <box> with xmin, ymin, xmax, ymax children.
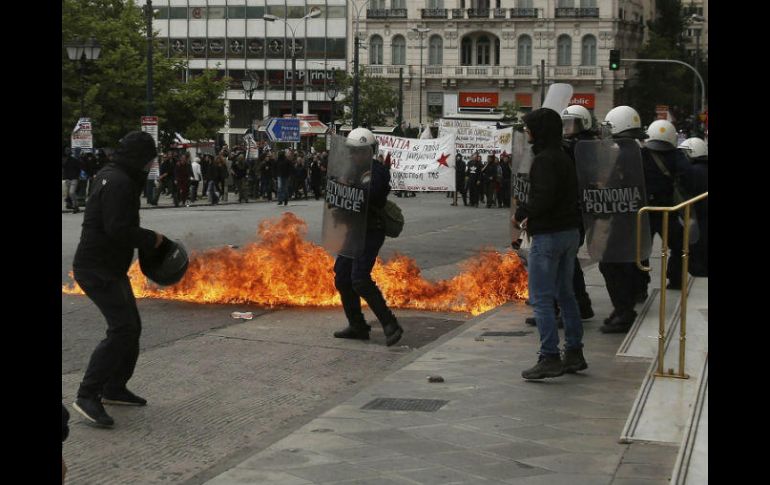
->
<box><xmin>332</xmin><ymin>128</ymin><xmax>404</xmax><ymax>347</ymax></box>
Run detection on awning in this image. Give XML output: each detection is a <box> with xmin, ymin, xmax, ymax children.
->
<box><xmin>371</xmin><ymin>126</ymin><xmax>397</xmax><ymax>134</ymax></box>
<box><xmin>442</xmin><ymin>113</ymin><xmax>505</xmax><ymax>121</ymax></box>
<box><xmin>218</xmin><ymin>128</ymin><xmax>249</xmax><ymax>135</ymax></box>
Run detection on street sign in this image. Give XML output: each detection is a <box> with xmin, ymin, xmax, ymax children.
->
<box><xmin>266</xmin><ymin>117</ymin><xmax>300</xmax><ymax>142</ymax></box>
<box><xmin>141</xmin><ymin>116</ymin><xmax>160</xmax><ymax>165</ymax></box>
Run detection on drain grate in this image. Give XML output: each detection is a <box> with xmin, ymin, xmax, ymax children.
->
<box><xmin>361</xmin><ymin>398</ymin><xmax>449</xmax><ymax>412</ymax></box>
<box><xmin>480</xmin><ymin>331</ymin><xmax>532</xmax><ymax>337</ymax></box>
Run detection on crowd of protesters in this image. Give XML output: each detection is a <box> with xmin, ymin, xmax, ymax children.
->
<box><xmin>64</xmin><ymin>142</ymin><xmax>331</xmax><ymax>211</ymax></box>
<box><xmin>447</xmin><ymin>151</ymin><xmax>513</xmax><ymax>209</ymax></box>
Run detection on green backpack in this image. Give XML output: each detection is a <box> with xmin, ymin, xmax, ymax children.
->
<box><xmin>373</xmin><ymin>200</ymin><xmax>405</xmax><ymax>237</ymax></box>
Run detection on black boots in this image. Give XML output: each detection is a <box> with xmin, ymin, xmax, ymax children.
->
<box><xmin>522</xmin><ymin>354</ymin><xmax>564</xmax><ymax>380</ymax></box>
<box><xmin>382</xmin><ymin>319</ymin><xmax>403</xmax><ymax>347</ymax></box>
<box><xmin>562</xmin><ymin>348</ymin><xmax>588</xmax><ymax>373</ymax></box>
<box><xmin>600</xmin><ymin>310</ymin><xmax>637</xmax><ymax>334</ymax></box>
<box><xmin>334</xmin><ymin>317</ymin><xmax>371</xmax><ymax>341</ymax></box>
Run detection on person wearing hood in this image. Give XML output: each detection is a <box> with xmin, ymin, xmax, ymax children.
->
<box><xmin>512</xmin><ymin>108</ymin><xmax>586</xmax><ymax>380</ymax></box>
<box><xmin>71</xmin><ymin>131</ymin><xmax>170</xmax><ymax>428</ymax></box>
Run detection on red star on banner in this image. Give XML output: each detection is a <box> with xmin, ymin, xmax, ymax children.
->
<box><xmin>436</xmin><ymin>152</ymin><xmax>450</xmax><ymax>167</ymax></box>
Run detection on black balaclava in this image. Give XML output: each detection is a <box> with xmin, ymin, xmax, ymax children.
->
<box><xmin>113</xmin><ymin>131</ymin><xmax>157</xmax><ymax>174</ymax></box>
<box><xmin>523</xmin><ymin>108</ymin><xmax>564</xmax><ymax>153</ymax></box>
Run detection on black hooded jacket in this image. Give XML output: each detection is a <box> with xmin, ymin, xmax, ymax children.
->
<box><xmin>73</xmin><ymin>132</ymin><xmax>158</xmax><ymax>278</ymax></box>
<box><xmin>514</xmin><ymin>108</ymin><xmax>581</xmax><ymax>235</ymax></box>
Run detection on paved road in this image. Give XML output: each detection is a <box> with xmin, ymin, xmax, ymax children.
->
<box><xmin>62</xmin><ymin>193</ymin><xmax>516</xmax><ymax>484</ymax></box>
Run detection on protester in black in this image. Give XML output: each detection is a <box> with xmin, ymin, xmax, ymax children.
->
<box><xmin>453</xmin><ymin>153</ymin><xmax>467</xmax><ymax>206</ymax></box>
<box><xmin>72</xmin><ymin>131</ymin><xmax>167</xmax><ymax>428</ymax></box>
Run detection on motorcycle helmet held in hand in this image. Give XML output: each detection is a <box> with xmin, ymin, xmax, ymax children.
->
<box><xmin>139</xmin><ymin>239</ymin><xmax>189</xmax><ymax>286</ymax></box>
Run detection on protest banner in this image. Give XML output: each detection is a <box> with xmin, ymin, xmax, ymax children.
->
<box><xmin>375</xmin><ymin>133</ymin><xmax>456</xmax><ymax>191</ymax></box>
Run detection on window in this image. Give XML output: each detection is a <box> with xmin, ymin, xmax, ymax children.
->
<box><xmin>429</xmin><ymin>35</ymin><xmax>443</xmax><ymax>65</ymax></box>
<box><xmin>287</xmin><ymin>6</ymin><xmax>306</xmax><ymax>18</ymax></box>
<box><xmin>266</xmin><ymin>38</ymin><xmax>285</xmax><ymax>59</ymax></box>
<box><xmin>392</xmin><ymin>0</ymin><xmax>406</xmax><ymax>9</ymax></box>
<box><xmin>266</xmin><ymin>5</ymin><xmax>286</xmax><ymax>18</ymax></box>
<box><xmin>472</xmin><ymin>0</ymin><xmax>490</xmax><ymax>9</ymax></box>
<box><xmin>580</xmin><ymin>0</ymin><xmax>596</xmax><ymax>6</ymax></box>
<box><xmin>307</xmin><ymin>5</ymin><xmax>326</xmax><ymax>18</ymax></box>
<box><xmin>581</xmin><ymin>35</ymin><xmax>596</xmax><ymax>65</ymax></box>
<box><xmin>326</xmin><ymin>38</ymin><xmax>346</xmax><ymax>59</ymax></box>
<box><xmin>427</xmin><ymin>0</ymin><xmax>444</xmax><ymax>8</ymax></box>
<box><xmin>169</xmin><ymin>7</ymin><xmax>187</xmax><ymax>19</ymax></box>
<box><xmin>461</xmin><ymin>38</ymin><xmax>472</xmax><ymax>65</ymax></box>
<box><xmin>246</xmin><ymin>39</ymin><xmax>265</xmax><ymax>59</ymax></box>
<box><xmin>517</xmin><ymin>35</ymin><xmax>532</xmax><ymax>66</ymax></box>
<box><xmin>392</xmin><ymin>35</ymin><xmax>406</xmax><ymax>65</ymax></box>
<box><xmin>557</xmin><ymin>0</ymin><xmax>574</xmax><ymax>7</ymax></box>
<box><xmin>517</xmin><ymin>0</ymin><xmax>533</xmax><ymax>7</ymax></box>
<box><xmin>155</xmin><ymin>7</ymin><xmax>169</xmax><ymax>19</ymax></box>
<box><xmin>557</xmin><ymin>35</ymin><xmax>572</xmax><ymax>66</ymax></box>
<box><xmin>228</xmin><ymin>6</ymin><xmax>245</xmax><ymax>19</ymax></box>
<box><xmin>477</xmin><ymin>36</ymin><xmax>491</xmax><ymax>65</ymax></box>
<box><xmin>370</xmin><ymin>0</ymin><xmax>386</xmax><ymax>9</ymax></box>
<box><xmin>246</xmin><ymin>6</ymin><xmax>265</xmax><ymax>18</ymax></box>
<box><xmin>370</xmin><ymin>35</ymin><xmax>383</xmax><ymax>65</ymax></box>
<box><xmin>327</xmin><ymin>6</ymin><xmax>346</xmax><ymax>18</ymax></box>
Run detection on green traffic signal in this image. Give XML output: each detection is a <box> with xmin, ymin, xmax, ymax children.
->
<box><xmin>609</xmin><ymin>49</ymin><xmax>621</xmax><ymax>71</ymax></box>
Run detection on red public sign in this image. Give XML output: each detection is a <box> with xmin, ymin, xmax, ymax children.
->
<box><xmin>459</xmin><ymin>92</ymin><xmax>499</xmax><ymax>108</ymax></box>
<box><xmin>142</xmin><ymin>116</ymin><xmax>158</xmax><ymax>125</ymax></box>
<box><xmin>569</xmin><ymin>94</ymin><xmax>595</xmax><ymax>109</ymax></box>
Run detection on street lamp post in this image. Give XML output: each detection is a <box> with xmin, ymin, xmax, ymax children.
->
<box><xmin>412</xmin><ymin>27</ymin><xmax>430</xmax><ymax>127</ymax></box>
<box><xmin>143</xmin><ymin>0</ymin><xmax>154</xmax><ymax>116</ymax></box>
<box><xmin>326</xmin><ymin>68</ymin><xmax>339</xmax><ymax>141</ymax></box>
<box><xmin>264</xmin><ymin>8</ymin><xmax>321</xmax><ymax>117</ymax></box>
<box><xmin>65</xmin><ymin>37</ymin><xmax>102</xmax><ymax>117</ymax></box>
<box><xmin>242</xmin><ymin>71</ymin><xmax>259</xmax><ymax>133</ymax></box>
<box><xmin>689</xmin><ymin>14</ymin><xmax>705</xmax><ymax>134</ymax></box>
<box><xmin>349</xmin><ymin>0</ymin><xmax>372</xmax><ymax>129</ymax></box>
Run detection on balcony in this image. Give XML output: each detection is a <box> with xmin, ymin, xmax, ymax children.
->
<box><xmin>366</xmin><ymin>8</ymin><xmax>408</xmax><ymax>19</ymax></box>
<box><xmin>362</xmin><ymin>64</ymin><xmax>606</xmax><ymax>81</ymax></box>
<box><xmin>467</xmin><ymin>8</ymin><xmax>490</xmax><ymax>18</ymax></box>
<box><xmin>510</xmin><ymin>8</ymin><xmax>538</xmax><ymax>18</ymax></box>
<box><xmin>451</xmin><ymin>8</ymin><xmax>464</xmax><ymax>19</ymax></box>
<box><xmin>421</xmin><ymin>8</ymin><xmax>448</xmax><ymax>19</ymax></box>
<box><xmin>555</xmin><ymin>7</ymin><xmax>599</xmax><ymax>18</ymax></box>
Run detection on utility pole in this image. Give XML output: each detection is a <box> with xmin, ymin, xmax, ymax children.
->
<box><xmin>144</xmin><ymin>0</ymin><xmax>154</xmax><ymax>116</ymax></box>
<box><xmin>353</xmin><ymin>35</ymin><xmax>360</xmax><ymax>128</ymax></box>
<box><xmin>397</xmin><ymin>67</ymin><xmax>403</xmax><ymax>133</ymax></box>
<box><xmin>540</xmin><ymin>59</ymin><xmax>545</xmax><ymax>106</ymax></box>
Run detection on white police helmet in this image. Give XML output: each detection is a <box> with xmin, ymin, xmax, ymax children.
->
<box><xmin>678</xmin><ymin>137</ymin><xmax>708</xmax><ymax>160</ymax></box>
<box><xmin>347</xmin><ymin>127</ymin><xmax>378</xmax><ymax>150</ymax></box>
<box><xmin>561</xmin><ymin>104</ymin><xmax>593</xmax><ymax>136</ymax></box>
<box><xmin>645</xmin><ymin>120</ymin><xmax>678</xmax><ymax>151</ymax></box>
<box><xmin>604</xmin><ymin>105</ymin><xmax>642</xmax><ymax>136</ymax></box>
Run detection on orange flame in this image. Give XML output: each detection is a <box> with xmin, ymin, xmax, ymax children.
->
<box><xmin>63</xmin><ymin>213</ymin><xmax>528</xmax><ymax>315</ymax></box>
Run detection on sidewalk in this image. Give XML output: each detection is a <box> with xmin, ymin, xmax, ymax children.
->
<box><xmin>61</xmin><ymin>187</ymin><xmax>285</xmax><ymax>213</ymax></box>
<box><xmin>201</xmin><ymin>263</ymin><xmax>685</xmax><ymax>485</ymax></box>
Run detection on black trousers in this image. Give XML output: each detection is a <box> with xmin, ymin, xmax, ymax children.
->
<box><xmin>599</xmin><ymin>262</ymin><xmax>646</xmax><ymax>314</ymax></box>
<box><xmin>334</xmin><ymin>230</ymin><xmax>395</xmax><ymax>327</ymax></box>
<box><xmin>649</xmin><ymin>212</ymin><xmax>684</xmax><ymax>285</ymax></box>
<box><xmin>75</xmin><ymin>270</ymin><xmax>142</xmax><ymax>399</ymax></box>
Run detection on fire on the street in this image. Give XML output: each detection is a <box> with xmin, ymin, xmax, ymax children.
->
<box><xmin>62</xmin><ymin>213</ymin><xmax>528</xmax><ymax>315</ymax></box>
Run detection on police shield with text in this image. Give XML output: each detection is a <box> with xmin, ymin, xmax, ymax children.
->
<box><xmin>325</xmin><ymin>129</ymin><xmax>404</xmax><ymax>347</ymax></box>
<box><xmin>510</xmin><ymin>128</ymin><xmax>534</xmax><ymax>245</ymax></box>
<box><xmin>577</xmin><ymin>105</ymin><xmax>652</xmax><ymax>333</ymax></box>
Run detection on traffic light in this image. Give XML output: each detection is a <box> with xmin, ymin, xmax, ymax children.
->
<box><xmin>609</xmin><ymin>49</ymin><xmax>621</xmax><ymax>71</ymax></box>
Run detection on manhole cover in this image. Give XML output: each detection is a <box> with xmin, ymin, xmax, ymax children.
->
<box><xmin>361</xmin><ymin>398</ymin><xmax>449</xmax><ymax>412</ymax></box>
<box><xmin>480</xmin><ymin>331</ymin><xmax>532</xmax><ymax>337</ymax></box>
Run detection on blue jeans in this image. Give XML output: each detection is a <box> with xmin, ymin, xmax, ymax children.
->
<box><xmin>528</xmin><ymin>229</ymin><xmax>583</xmax><ymax>356</ymax></box>
<box><xmin>277</xmin><ymin>176</ymin><xmax>289</xmax><ymax>203</ymax></box>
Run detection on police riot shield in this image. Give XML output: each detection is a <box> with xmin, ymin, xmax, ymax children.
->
<box><xmin>542</xmin><ymin>83</ymin><xmax>574</xmax><ymax>114</ymax></box>
<box><xmin>575</xmin><ymin>138</ymin><xmax>651</xmax><ymax>263</ymax></box>
<box><xmin>510</xmin><ymin>130</ymin><xmax>534</xmax><ymax>242</ymax></box>
<box><xmin>321</xmin><ymin>134</ymin><xmax>374</xmax><ymax>258</ymax></box>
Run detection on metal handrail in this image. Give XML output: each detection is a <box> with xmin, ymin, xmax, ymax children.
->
<box><xmin>635</xmin><ymin>191</ymin><xmax>708</xmax><ymax>379</ymax></box>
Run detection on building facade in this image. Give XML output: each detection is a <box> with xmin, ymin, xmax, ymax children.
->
<box><xmin>152</xmin><ymin>0</ymin><xmax>348</xmax><ymax>145</ymax></box>
<box><xmin>150</xmin><ymin>0</ymin><xmax>650</xmax><ymax>144</ymax></box>
<box><xmin>359</xmin><ymin>0</ymin><xmax>647</xmax><ymax>125</ymax></box>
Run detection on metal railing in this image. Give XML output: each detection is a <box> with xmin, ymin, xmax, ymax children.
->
<box><xmin>451</xmin><ymin>8</ymin><xmax>464</xmax><ymax>19</ymax></box>
<box><xmin>493</xmin><ymin>8</ymin><xmax>507</xmax><ymax>18</ymax></box>
<box><xmin>366</xmin><ymin>8</ymin><xmax>407</xmax><ymax>19</ymax></box>
<box><xmin>467</xmin><ymin>8</ymin><xmax>490</xmax><ymax>18</ymax></box>
<box><xmin>421</xmin><ymin>8</ymin><xmax>448</xmax><ymax>19</ymax></box>
<box><xmin>510</xmin><ymin>7</ymin><xmax>538</xmax><ymax>18</ymax></box>
<box><xmin>636</xmin><ymin>192</ymin><xmax>709</xmax><ymax>379</ymax></box>
<box><xmin>555</xmin><ymin>7</ymin><xmax>599</xmax><ymax>18</ymax></box>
